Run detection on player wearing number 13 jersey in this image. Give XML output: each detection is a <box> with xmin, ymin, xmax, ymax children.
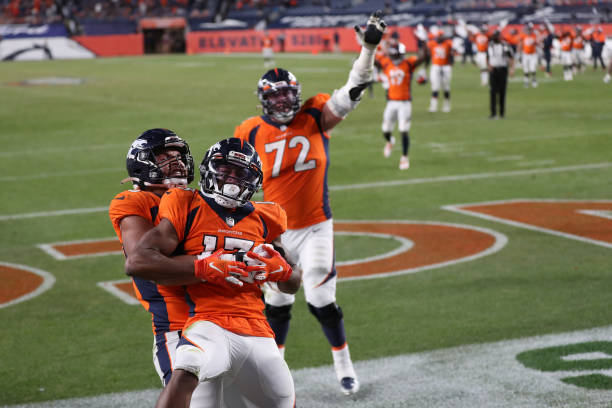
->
<box><xmin>233</xmin><ymin>11</ymin><xmax>387</xmax><ymax>396</ymax></box>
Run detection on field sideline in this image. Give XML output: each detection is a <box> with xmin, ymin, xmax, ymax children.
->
<box><xmin>6</xmin><ymin>325</ymin><xmax>612</xmax><ymax>408</ymax></box>
<box><xmin>0</xmin><ymin>52</ymin><xmax>611</xmax><ymax>406</ymax></box>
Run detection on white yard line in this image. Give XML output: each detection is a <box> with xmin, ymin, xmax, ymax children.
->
<box><xmin>1</xmin><ymin>162</ymin><xmax>610</xmax><ymax>221</ymax></box>
<box><xmin>329</xmin><ymin>162</ymin><xmax>611</xmax><ymax>191</ymax></box>
<box><xmin>487</xmin><ymin>155</ymin><xmax>525</xmax><ymax>162</ymax></box>
<box><xmin>0</xmin><ymin>168</ymin><xmax>123</xmax><ymax>182</ymax></box>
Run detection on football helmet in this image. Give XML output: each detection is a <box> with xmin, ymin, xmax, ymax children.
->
<box><xmin>257</xmin><ymin>68</ymin><xmax>301</xmax><ymax>124</ymax></box>
<box><xmin>125</xmin><ymin>128</ymin><xmax>194</xmax><ymax>189</ymax></box>
<box><xmin>199</xmin><ymin>138</ymin><xmax>263</xmax><ymax>208</ymax></box>
<box><xmin>388</xmin><ymin>42</ymin><xmax>406</xmax><ymax>62</ymax></box>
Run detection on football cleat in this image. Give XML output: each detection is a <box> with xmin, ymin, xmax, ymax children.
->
<box><xmin>340</xmin><ymin>377</ymin><xmax>360</xmax><ymax>395</ymax></box>
<box><xmin>442</xmin><ymin>101</ymin><xmax>451</xmax><ymax>113</ymax></box>
<box><xmin>399</xmin><ymin>155</ymin><xmax>410</xmax><ymax>170</ymax></box>
<box><xmin>383</xmin><ymin>136</ymin><xmax>395</xmax><ymax>158</ymax></box>
<box><xmin>428</xmin><ymin>98</ymin><xmax>438</xmax><ymax>113</ymax></box>
<box><xmin>604</xmin><ymin>73</ymin><xmax>611</xmax><ymax>84</ymax></box>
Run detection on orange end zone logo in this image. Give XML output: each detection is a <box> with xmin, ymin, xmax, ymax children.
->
<box><xmin>334</xmin><ymin>221</ymin><xmax>507</xmax><ymax>280</ymax></box>
<box><xmin>443</xmin><ymin>199</ymin><xmax>612</xmax><ymax>248</ymax></box>
<box><xmin>31</xmin><ymin>220</ymin><xmax>506</xmax><ymax>304</ymax></box>
<box><xmin>0</xmin><ymin>262</ymin><xmax>55</xmax><ymax>309</ymax></box>
<box><xmin>7</xmin><ymin>200</ymin><xmax>608</xmax><ymax>307</ymax></box>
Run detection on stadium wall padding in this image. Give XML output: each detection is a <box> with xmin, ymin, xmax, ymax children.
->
<box><xmin>186</xmin><ymin>27</ymin><xmax>419</xmax><ymax>54</ymax></box>
<box><xmin>73</xmin><ymin>34</ymin><xmax>144</xmax><ymax>57</ymax></box>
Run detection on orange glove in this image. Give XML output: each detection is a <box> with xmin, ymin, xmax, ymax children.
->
<box><xmin>194</xmin><ymin>249</ymin><xmax>248</xmax><ymax>287</ymax></box>
<box><xmin>246</xmin><ymin>245</ymin><xmax>293</xmax><ymax>282</ymax></box>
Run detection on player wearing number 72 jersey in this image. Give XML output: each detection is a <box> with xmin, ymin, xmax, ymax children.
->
<box><xmin>234</xmin><ymin>9</ymin><xmax>387</xmax><ymax>396</ymax></box>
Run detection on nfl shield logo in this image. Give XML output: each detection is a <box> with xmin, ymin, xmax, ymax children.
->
<box><xmin>226</xmin><ymin>217</ymin><xmax>235</xmax><ymax>227</ymax></box>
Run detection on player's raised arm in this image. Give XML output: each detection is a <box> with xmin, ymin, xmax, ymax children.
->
<box><xmin>321</xmin><ymin>10</ymin><xmax>387</xmax><ymax>131</ymax></box>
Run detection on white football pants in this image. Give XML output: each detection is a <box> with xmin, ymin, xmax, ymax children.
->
<box><xmin>174</xmin><ymin>321</ymin><xmax>295</xmax><ymax>408</ymax></box>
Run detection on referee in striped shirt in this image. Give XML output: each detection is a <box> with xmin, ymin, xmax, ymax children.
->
<box><xmin>487</xmin><ymin>30</ymin><xmax>514</xmax><ymax>119</ymax></box>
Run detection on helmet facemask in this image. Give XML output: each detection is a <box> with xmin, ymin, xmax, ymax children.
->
<box><xmin>201</xmin><ymin>153</ymin><xmax>263</xmax><ymax>209</ymax></box>
<box><xmin>261</xmin><ymin>87</ymin><xmax>300</xmax><ymax>124</ymax></box>
<box><xmin>257</xmin><ymin>69</ymin><xmax>301</xmax><ymax>124</ymax></box>
<box><xmin>125</xmin><ymin>129</ymin><xmax>195</xmax><ymax>190</ymax></box>
<box><xmin>153</xmin><ymin>149</ymin><xmax>191</xmax><ymax>187</ymax></box>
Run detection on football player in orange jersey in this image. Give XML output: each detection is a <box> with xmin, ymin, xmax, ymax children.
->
<box><xmin>427</xmin><ymin>29</ymin><xmax>455</xmax><ymax>113</ymax></box>
<box><xmin>519</xmin><ymin>23</ymin><xmax>539</xmax><ymax>88</ymax></box>
<box><xmin>375</xmin><ymin>41</ymin><xmax>428</xmax><ymax>169</ymax></box>
<box><xmin>109</xmin><ymin>129</ymin><xmax>198</xmax><ymax>388</ymax></box>
<box><xmin>262</xmin><ymin>30</ymin><xmax>275</xmax><ymax>68</ymax></box>
<box><xmin>559</xmin><ymin>29</ymin><xmax>574</xmax><ymax>81</ymax></box>
<box><xmin>126</xmin><ymin>138</ymin><xmax>302</xmax><ymax>408</ymax></box>
<box><xmin>233</xmin><ymin>10</ymin><xmax>386</xmax><ymax>396</ymax></box>
<box><xmin>473</xmin><ymin>24</ymin><xmax>490</xmax><ymax>86</ymax></box>
<box><xmin>572</xmin><ymin>26</ymin><xmax>586</xmax><ymax>74</ymax></box>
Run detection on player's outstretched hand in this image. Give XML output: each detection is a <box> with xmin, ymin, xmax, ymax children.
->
<box><xmin>354</xmin><ymin>10</ymin><xmax>387</xmax><ymax>50</ymax></box>
<box><xmin>246</xmin><ymin>245</ymin><xmax>293</xmax><ymax>283</ymax></box>
<box><xmin>194</xmin><ymin>249</ymin><xmax>249</xmax><ymax>287</ymax></box>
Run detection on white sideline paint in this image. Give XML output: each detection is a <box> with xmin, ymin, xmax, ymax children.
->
<box><xmin>6</xmin><ymin>325</ymin><xmax>612</xmax><ymax>408</ymax></box>
<box><xmin>443</xmin><ymin>198</ymin><xmax>612</xmax><ymax>250</ymax></box>
<box><xmin>1</xmin><ymin>162</ymin><xmax>610</xmax><ymax>221</ymax></box>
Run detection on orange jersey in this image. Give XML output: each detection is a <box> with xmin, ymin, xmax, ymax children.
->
<box><xmin>159</xmin><ymin>187</ymin><xmax>287</xmax><ymax>338</ymax></box>
<box><xmin>572</xmin><ymin>35</ymin><xmax>585</xmax><ymax>49</ymax></box>
<box><xmin>592</xmin><ymin>31</ymin><xmax>606</xmax><ymax>43</ymax></box>
<box><xmin>427</xmin><ymin>39</ymin><xmax>453</xmax><ymax>65</ymax></box>
<box><xmin>504</xmin><ymin>32</ymin><xmax>521</xmax><ymax>46</ymax></box>
<box><xmin>560</xmin><ymin>35</ymin><xmax>573</xmax><ymax>51</ymax></box>
<box><xmin>108</xmin><ymin>190</ymin><xmax>189</xmax><ymax>335</ymax></box>
<box><xmin>474</xmin><ymin>33</ymin><xmax>489</xmax><ymax>52</ymax></box>
<box><xmin>377</xmin><ymin>55</ymin><xmax>419</xmax><ymax>101</ymax></box>
<box><xmin>234</xmin><ymin>94</ymin><xmax>331</xmax><ymax>230</ymax></box>
<box><xmin>262</xmin><ymin>36</ymin><xmax>273</xmax><ymax>48</ymax></box>
<box><xmin>521</xmin><ymin>33</ymin><xmax>538</xmax><ymax>54</ymax></box>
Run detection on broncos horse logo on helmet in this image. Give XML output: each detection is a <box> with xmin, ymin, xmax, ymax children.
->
<box><xmin>125</xmin><ymin>128</ymin><xmax>194</xmax><ymax>189</ymax></box>
<box><xmin>257</xmin><ymin>68</ymin><xmax>302</xmax><ymax>124</ymax></box>
<box><xmin>199</xmin><ymin>138</ymin><xmax>263</xmax><ymax>209</ymax></box>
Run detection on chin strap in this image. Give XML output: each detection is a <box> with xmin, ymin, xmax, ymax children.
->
<box><xmin>120</xmin><ymin>177</ymin><xmax>187</xmax><ymax>189</ymax></box>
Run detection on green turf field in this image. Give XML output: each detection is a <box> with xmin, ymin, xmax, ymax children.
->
<box><xmin>0</xmin><ymin>53</ymin><xmax>611</xmax><ymax>406</ymax></box>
